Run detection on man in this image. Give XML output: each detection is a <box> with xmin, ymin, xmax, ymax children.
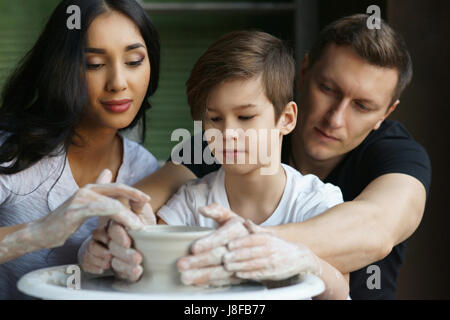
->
<box><xmin>81</xmin><ymin>14</ymin><xmax>431</xmax><ymax>299</ymax></box>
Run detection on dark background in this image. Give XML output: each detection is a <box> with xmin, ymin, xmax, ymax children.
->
<box><xmin>0</xmin><ymin>0</ymin><xmax>448</xmax><ymax>299</ymax></box>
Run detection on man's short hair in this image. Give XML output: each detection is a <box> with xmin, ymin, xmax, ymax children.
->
<box><xmin>186</xmin><ymin>30</ymin><xmax>295</xmax><ymax>120</ymax></box>
<box><xmin>308</xmin><ymin>14</ymin><xmax>413</xmax><ymax>105</ymax></box>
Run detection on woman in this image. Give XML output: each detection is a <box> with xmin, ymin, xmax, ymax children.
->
<box><xmin>0</xmin><ymin>0</ymin><xmax>160</xmax><ymax>299</ymax></box>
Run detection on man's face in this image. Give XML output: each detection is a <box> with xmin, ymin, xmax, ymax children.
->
<box><xmin>294</xmin><ymin>44</ymin><xmax>399</xmax><ymax>163</ymax></box>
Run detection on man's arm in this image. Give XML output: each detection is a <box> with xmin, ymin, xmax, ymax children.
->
<box><xmin>270</xmin><ymin>173</ymin><xmax>427</xmax><ymax>274</ymax></box>
<box><xmin>314</xmin><ymin>259</ymin><xmax>349</xmax><ymax>300</ymax></box>
<box><xmin>133</xmin><ymin>161</ymin><xmax>196</xmax><ymax>212</ymax></box>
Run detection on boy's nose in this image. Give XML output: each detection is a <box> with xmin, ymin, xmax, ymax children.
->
<box><xmin>224</xmin><ymin>128</ymin><xmax>239</xmax><ymax>141</ymax></box>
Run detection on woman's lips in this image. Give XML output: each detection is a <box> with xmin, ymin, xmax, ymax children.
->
<box><xmin>101</xmin><ymin>99</ymin><xmax>132</xmax><ymax>113</ymax></box>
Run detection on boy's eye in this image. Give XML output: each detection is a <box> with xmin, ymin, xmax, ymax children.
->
<box><xmin>210</xmin><ymin>117</ymin><xmax>221</xmax><ymax>122</ymax></box>
<box><xmin>238</xmin><ymin>115</ymin><xmax>255</xmax><ymax>120</ymax></box>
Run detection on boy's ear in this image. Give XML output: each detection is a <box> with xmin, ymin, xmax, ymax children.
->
<box><xmin>278</xmin><ymin>101</ymin><xmax>298</xmax><ymax>135</ymax></box>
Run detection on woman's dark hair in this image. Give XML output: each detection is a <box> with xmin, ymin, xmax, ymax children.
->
<box><xmin>0</xmin><ymin>0</ymin><xmax>160</xmax><ymax>174</ymax></box>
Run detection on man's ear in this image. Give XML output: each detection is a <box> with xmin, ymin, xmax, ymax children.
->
<box><xmin>373</xmin><ymin>99</ymin><xmax>400</xmax><ymax>130</ymax></box>
<box><xmin>278</xmin><ymin>101</ymin><xmax>298</xmax><ymax>135</ymax></box>
<box><xmin>297</xmin><ymin>53</ymin><xmax>310</xmax><ymax>92</ymax></box>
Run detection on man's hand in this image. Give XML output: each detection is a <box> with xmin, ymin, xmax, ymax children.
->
<box><xmin>177</xmin><ymin>204</ymin><xmax>321</xmax><ymax>286</ymax></box>
<box><xmin>224</xmin><ymin>220</ymin><xmax>321</xmax><ymax>281</ymax></box>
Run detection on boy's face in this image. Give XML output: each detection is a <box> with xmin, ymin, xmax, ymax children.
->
<box><xmin>203</xmin><ymin>76</ymin><xmax>290</xmax><ymax>175</ymax></box>
<box><xmin>294</xmin><ymin>44</ymin><xmax>399</xmax><ymax>164</ymax></box>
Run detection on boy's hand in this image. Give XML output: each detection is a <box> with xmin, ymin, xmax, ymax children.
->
<box><xmin>106</xmin><ymin>198</ymin><xmax>156</xmax><ymax>282</ymax></box>
<box><xmin>177</xmin><ymin>204</ymin><xmax>321</xmax><ymax>286</ymax></box>
<box><xmin>80</xmin><ymin>170</ymin><xmax>155</xmax><ymax>278</ymax></box>
<box><xmin>177</xmin><ymin>204</ymin><xmax>249</xmax><ymax>286</ymax></box>
<box><xmin>108</xmin><ymin>221</ymin><xmax>144</xmax><ymax>282</ymax></box>
<box><xmin>190</xmin><ymin>204</ymin><xmax>249</xmax><ymax>253</ymax></box>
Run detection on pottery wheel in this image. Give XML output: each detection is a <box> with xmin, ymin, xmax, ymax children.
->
<box><xmin>17</xmin><ymin>264</ymin><xmax>325</xmax><ymax>300</ymax></box>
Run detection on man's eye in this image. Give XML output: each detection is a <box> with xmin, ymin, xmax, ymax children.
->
<box><xmin>86</xmin><ymin>64</ymin><xmax>104</xmax><ymax>70</ymax></box>
<box><xmin>320</xmin><ymin>83</ymin><xmax>332</xmax><ymax>92</ymax></box>
<box><xmin>355</xmin><ymin>102</ymin><xmax>369</xmax><ymax>111</ymax></box>
<box><xmin>210</xmin><ymin>117</ymin><xmax>221</xmax><ymax>122</ymax></box>
<box><xmin>238</xmin><ymin>115</ymin><xmax>255</xmax><ymax>120</ymax></box>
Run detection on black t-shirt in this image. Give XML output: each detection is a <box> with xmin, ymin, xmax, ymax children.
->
<box><xmin>169</xmin><ymin>119</ymin><xmax>431</xmax><ymax>299</ymax></box>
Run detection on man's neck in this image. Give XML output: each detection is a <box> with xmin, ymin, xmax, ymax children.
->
<box><xmin>224</xmin><ymin>164</ymin><xmax>286</xmax><ymax>225</ymax></box>
<box><xmin>290</xmin><ymin>145</ymin><xmax>344</xmax><ymax>181</ymax></box>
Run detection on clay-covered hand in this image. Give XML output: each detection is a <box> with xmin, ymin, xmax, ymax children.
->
<box><xmin>223</xmin><ymin>220</ymin><xmax>322</xmax><ymax>281</ymax></box>
<box><xmin>0</xmin><ymin>169</ymin><xmax>152</xmax><ymax>264</ymax></box>
<box><xmin>107</xmin><ymin>220</ymin><xmax>147</xmax><ymax>282</ymax></box>
<box><xmin>177</xmin><ymin>204</ymin><xmax>249</xmax><ymax>286</ymax></box>
<box><xmin>80</xmin><ymin>170</ymin><xmax>156</xmax><ymax>275</ymax></box>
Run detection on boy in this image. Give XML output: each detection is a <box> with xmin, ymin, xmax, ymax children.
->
<box><xmin>157</xmin><ymin>31</ymin><xmax>349</xmax><ymax>299</ymax></box>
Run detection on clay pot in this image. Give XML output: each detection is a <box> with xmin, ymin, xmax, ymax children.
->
<box><xmin>114</xmin><ymin>225</ymin><xmax>212</xmax><ymax>292</ymax></box>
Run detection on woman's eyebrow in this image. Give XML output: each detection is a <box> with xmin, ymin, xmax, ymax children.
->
<box><xmin>85</xmin><ymin>43</ymin><xmax>145</xmax><ymax>54</ymax></box>
<box><xmin>125</xmin><ymin>43</ymin><xmax>145</xmax><ymax>51</ymax></box>
<box><xmin>85</xmin><ymin>47</ymin><xmax>105</xmax><ymax>54</ymax></box>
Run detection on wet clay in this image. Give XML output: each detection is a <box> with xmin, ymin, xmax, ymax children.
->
<box><xmin>113</xmin><ymin>225</ymin><xmax>213</xmax><ymax>293</ymax></box>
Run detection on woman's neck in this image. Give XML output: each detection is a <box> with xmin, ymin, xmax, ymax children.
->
<box><xmin>224</xmin><ymin>163</ymin><xmax>286</xmax><ymax>225</ymax></box>
<box><xmin>67</xmin><ymin>124</ymin><xmax>123</xmax><ymax>187</ymax></box>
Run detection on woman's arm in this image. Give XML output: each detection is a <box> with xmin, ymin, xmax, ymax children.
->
<box><xmin>80</xmin><ymin>162</ymin><xmax>195</xmax><ymax>279</ymax></box>
<box><xmin>0</xmin><ymin>224</ymin><xmax>27</xmax><ymax>242</ymax></box>
<box><xmin>0</xmin><ymin>170</ymin><xmax>152</xmax><ymax>264</ymax></box>
<box><xmin>270</xmin><ymin>173</ymin><xmax>427</xmax><ymax>273</ymax></box>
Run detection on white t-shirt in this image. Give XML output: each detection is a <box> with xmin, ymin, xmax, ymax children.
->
<box><xmin>158</xmin><ymin>163</ymin><xmax>343</xmax><ymax>228</ymax></box>
<box><xmin>0</xmin><ymin>135</ymin><xmax>159</xmax><ymax>299</ymax></box>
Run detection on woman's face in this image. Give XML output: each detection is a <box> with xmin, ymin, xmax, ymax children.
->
<box><xmin>83</xmin><ymin>10</ymin><xmax>151</xmax><ymax>130</ymax></box>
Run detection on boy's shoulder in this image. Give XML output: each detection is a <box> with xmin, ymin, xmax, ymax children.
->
<box><xmin>282</xmin><ymin>163</ymin><xmax>343</xmax><ymax>205</ymax></box>
<box><xmin>183</xmin><ymin>167</ymin><xmax>223</xmax><ymax>190</ymax></box>
<box><xmin>283</xmin><ymin>163</ymin><xmax>339</xmax><ymax>192</ymax></box>
<box><xmin>279</xmin><ymin>164</ymin><xmax>343</xmax><ymax>222</ymax></box>
<box><xmin>177</xmin><ymin>167</ymin><xmax>225</xmax><ymax>205</ymax></box>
